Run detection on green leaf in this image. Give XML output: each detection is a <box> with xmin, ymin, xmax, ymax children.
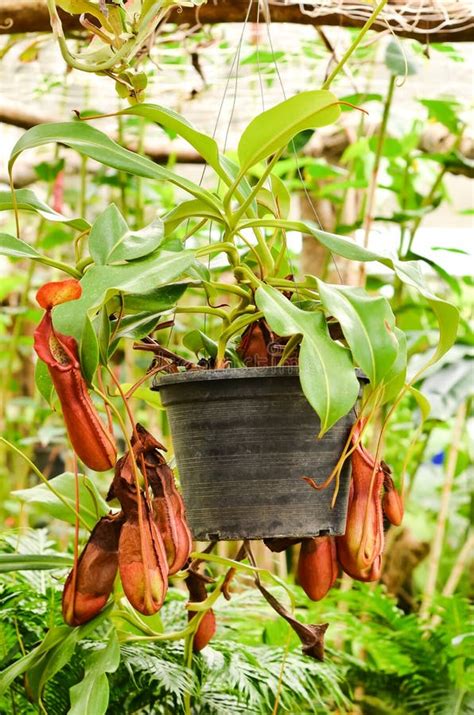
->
<box><xmin>384</xmin><ymin>40</ymin><xmax>418</xmax><ymax>76</ymax></box>
<box><xmin>239</xmin><ymin>218</ymin><xmax>390</xmax><ymax>264</ymax></box>
<box><xmin>98</xmin><ymin>306</ymin><xmax>111</xmax><ymax>364</ymax></box>
<box><xmin>121</xmin><ymin>283</ymin><xmax>187</xmax><ymax>313</ymax></box>
<box><xmin>257</xmin><ymin>175</ymin><xmax>291</xmax><ymax>219</ymax></box>
<box><xmin>406</xmin><ymin>250</ymin><xmax>462</xmax><ymax>297</ymax></box>
<box><xmin>80</xmin><ymin>314</ymin><xmax>99</xmax><ymax>384</ymax></box>
<box><xmin>9</xmin><ymin>122</ymin><xmax>222</xmax><ymax>212</ymax></box>
<box><xmin>34</xmin><ymin>358</ymin><xmax>54</xmax><ymax>406</ymax></box>
<box><xmin>0</xmin><ymin>233</ymin><xmax>79</xmax><ymax>277</ymax></box>
<box><xmin>380</xmin><ymin>327</ymin><xmax>407</xmax><ymax>404</ymax></box>
<box><xmin>241</xmin><ymin>50</ymin><xmax>285</xmax><ymax>65</ymax></box>
<box><xmin>183</xmin><ymin>329</ymin><xmax>218</xmax><ymax>357</ymax></box>
<box><xmin>68</xmin><ymin>629</ymin><xmax>120</xmax><ymax>715</ymax></box>
<box><xmin>220</xmin><ymin>155</ymin><xmax>257</xmax><ymax>212</ymax></box>
<box><xmin>238</xmin><ymin>90</ymin><xmax>341</xmax><ymax>174</ymax></box>
<box><xmin>13</xmin><ymin>472</ymin><xmax>109</xmax><ymax>529</ymax></box>
<box><xmin>183</xmin><ymin>329</ymin><xmax>242</xmax><ymax>365</ymax></box>
<box><xmin>0</xmin><ymin>189</ymin><xmax>89</xmax><ymax>231</ymax></box>
<box><xmin>0</xmin><ymin>232</ymin><xmax>41</xmax><ymax>260</ymax></box>
<box><xmin>53</xmin><ymin>249</ymin><xmax>193</xmax><ymax>341</ymax></box>
<box><xmin>28</xmin><ymin>612</ymin><xmax>111</xmax><ymax>702</ymax></box>
<box><xmin>419</xmin><ymin>99</ymin><xmax>461</xmax><ymax>135</ymax></box>
<box><xmin>88</xmin><ymin>204</ymin><xmax>164</xmax><ymax>265</ymax></box>
<box><xmin>393</xmin><ymin>260</ymin><xmax>459</xmax><ymax>372</ymax></box>
<box><xmin>119</xmin><ymin>384</ymin><xmax>163</xmax><ymax>409</ymax></box>
<box><xmin>317</xmin><ymin>281</ymin><xmax>400</xmax><ymax>386</ymax></box>
<box><xmin>0</xmin><ymin>553</ymin><xmax>73</xmax><ymax>573</ymax></box>
<box><xmin>417</xmin><ymin>150</ymin><xmax>474</xmax><ymax>173</ymax></box>
<box><xmin>113</xmin><ymin>311</ymin><xmax>162</xmax><ymax>340</ymax></box>
<box><xmin>408</xmin><ymin>385</ymin><xmax>431</xmax><ymax>423</ymax></box>
<box><xmin>0</xmin><ymin>626</ymin><xmax>71</xmax><ymax>694</ymax></box>
<box><xmin>255</xmin><ymin>285</ymin><xmax>359</xmax><ymax>434</ymax></box>
<box><xmin>119</xmin><ymin>103</ymin><xmax>227</xmax><ymax>181</ymax></box>
<box><xmin>163</xmin><ymin>199</ymin><xmax>227</xmax><ymax>236</ymax></box>
<box><xmin>339</xmin><ymin>93</ymin><xmax>382</xmax><ymax>110</ymax></box>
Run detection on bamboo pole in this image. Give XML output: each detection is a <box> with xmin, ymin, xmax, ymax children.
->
<box><xmin>420</xmin><ymin>402</ymin><xmax>467</xmax><ymax>619</ymax></box>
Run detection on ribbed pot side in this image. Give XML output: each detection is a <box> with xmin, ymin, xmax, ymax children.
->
<box><xmin>155</xmin><ymin>367</ymin><xmax>364</xmax><ymax>541</ymax></box>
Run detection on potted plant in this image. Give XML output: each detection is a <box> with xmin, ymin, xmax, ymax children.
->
<box><xmin>0</xmin><ymin>35</ymin><xmax>460</xmax><ymax>674</ymax></box>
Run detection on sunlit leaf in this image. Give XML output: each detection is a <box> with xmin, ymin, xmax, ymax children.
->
<box><xmin>119</xmin><ymin>103</ymin><xmax>226</xmax><ymax>180</ymax></box>
<box><xmin>9</xmin><ymin>122</ymin><xmax>222</xmax><ymax>212</ymax></box>
<box><xmin>89</xmin><ymin>204</ymin><xmax>164</xmax><ymax>265</ymax></box>
<box><xmin>255</xmin><ymin>284</ymin><xmax>359</xmax><ymax>434</ymax></box>
<box><xmin>68</xmin><ymin>629</ymin><xmax>120</xmax><ymax>715</ymax></box>
<box><xmin>393</xmin><ymin>260</ymin><xmax>459</xmax><ymax>372</ymax></box>
<box><xmin>53</xmin><ymin>249</ymin><xmax>193</xmax><ymax>341</ymax></box>
<box><xmin>0</xmin><ymin>189</ymin><xmax>89</xmax><ymax>231</ymax></box>
<box><xmin>238</xmin><ymin>91</ymin><xmax>341</xmax><ymax>174</ymax></box>
<box><xmin>0</xmin><ymin>553</ymin><xmax>73</xmax><ymax>573</ymax></box>
<box><xmin>317</xmin><ymin>281</ymin><xmax>400</xmax><ymax>386</ymax></box>
<box><xmin>13</xmin><ymin>473</ymin><xmax>110</xmax><ymax>529</ymax></box>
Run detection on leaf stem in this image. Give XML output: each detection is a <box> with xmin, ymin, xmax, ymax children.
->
<box><xmin>175</xmin><ymin>305</ymin><xmax>230</xmax><ymax>322</ymax></box>
<box><xmin>322</xmin><ymin>0</ymin><xmax>389</xmax><ymax>90</ymax></box>
<box><xmin>33</xmin><ymin>256</ymin><xmax>82</xmax><ymax>279</ymax></box>
<box><xmin>0</xmin><ymin>438</ymin><xmax>90</xmax><ymax>531</ymax></box>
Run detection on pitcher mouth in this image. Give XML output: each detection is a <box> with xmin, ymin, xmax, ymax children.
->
<box><xmin>154</xmin><ymin>366</ymin><xmax>368</xmax><ymax>389</ymax></box>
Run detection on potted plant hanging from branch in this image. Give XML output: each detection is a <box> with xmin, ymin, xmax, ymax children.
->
<box><xmin>0</xmin><ymin>7</ymin><xmax>459</xmax><ymax>662</ymax></box>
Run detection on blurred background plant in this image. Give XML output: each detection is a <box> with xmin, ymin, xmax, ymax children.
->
<box><xmin>0</xmin><ymin>6</ymin><xmax>473</xmax><ymax>714</ymax></box>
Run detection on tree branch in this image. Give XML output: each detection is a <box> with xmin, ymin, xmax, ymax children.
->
<box><xmin>1</xmin><ymin>0</ymin><xmax>473</xmax><ymax>42</ymax></box>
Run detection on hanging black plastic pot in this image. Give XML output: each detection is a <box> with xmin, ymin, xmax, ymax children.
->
<box><xmin>155</xmin><ymin>366</ymin><xmax>367</xmax><ymax>541</ymax></box>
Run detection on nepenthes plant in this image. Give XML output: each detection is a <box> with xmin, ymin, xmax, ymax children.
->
<box><xmin>0</xmin><ymin>8</ymin><xmax>461</xmax><ymax>711</ymax></box>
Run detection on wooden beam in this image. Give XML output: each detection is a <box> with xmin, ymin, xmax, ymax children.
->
<box><xmin>1</xmin><ymin>0</ymin><xmax>473</xmax><ymax>42</ymax></box>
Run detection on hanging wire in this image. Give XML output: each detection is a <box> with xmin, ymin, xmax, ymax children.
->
<box><xmin>201</xmin><ymin>0</ymin><xmax>254</xmax><ymax>334</ymax></box>
<box><xmin>263</xmin><ymin>1</ymin><xmax>345</xmax><ymax>284</ymax></box>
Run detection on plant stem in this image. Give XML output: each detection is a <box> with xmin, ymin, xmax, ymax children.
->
<box><xmin>206</xmin><ymin>281</ymin><xmax>251</xmax><ymax>300</ymax></box>
<box><xmin>195</xmin><ymin>242</ymin><xmax>240</xmax><ymax>266</ymax></box>
<box><xmin>79</xmin><ymin>156</ymin><xmax>87</xmax><ymax>221</ymax></box>
<box><xmin>217</xmin><ymin>311</ymin><xmax>264</xmax><ymax>364</ymax></box>
<box><xmin>322</xmin><ymin>0</ymin><xmax>389</xmax><ymax>89</ymax></box>
<box><xmin>175</xmin><ymin>305</ymin><xmax>229</xmax><ymax>322</ymax></box>
<box><xmin>230</xmin><ymin>150</ymin><xmax>284</xmax><ymax>226</ymax></box>
<box><xmin>135</xmin><ymin>117</ymin><xmax>146</xmax><ymax>228</ymax></box>
<box><xmin>46</xmin><ymin>0</ymin><xmax>167</xmax><ymax>73</ymax></box>
<box><xmin>420</xmin><ymin>402</ymin><xmax>467</xmax><ymax>618</ymax></box>
<box><xmin>0</xmin><ymin>438</ymin><xmax>90</xmax><ymax>531</ymax></box>
<box><xmin>362</xmin><ymin>74</ymin><xmax>396</xmax><ymax>248</ymax></box>
<box><xmin>33</xmin><ymin>256</ymin><xmax>82</xmax><ymax>278</ymax></box>
<box><xmin>404</xmin><ymin>166</ymin><xmax>447</xmax><ymax>256</ymax></box>
<box><xmin>117</xmin><ymin>116</ymin><xmax>127</xmax><ymax>216</ymax></box>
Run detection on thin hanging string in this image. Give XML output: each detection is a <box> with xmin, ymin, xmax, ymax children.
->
<box><xmin>263</xmin><ymin>2</ymin><xmax>345</xmax><ymax>285</ymax></box>
<box><xmin>255</xmin><ymin>4</ymin><xmax>266</xmax><ymax>113</ymax></box>
<box><xmin>202</xmin><ymin>0</ymin><xmax>254</xmax><ymax>335</ymax></box>
<box><xmin>168</xmin><ymin>0</ymin><xmax>254</xmax><ymax>344</ymax></box>
<box><xmin>255</xmin><ymin>2</ymin><xmax>303</xmax><ymax>307</ymax></box>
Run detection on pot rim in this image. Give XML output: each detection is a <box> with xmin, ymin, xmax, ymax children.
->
<box><xmin>154</xmin><ymin>365</ymin><xmax>368</xmax><ymax>389</ymax></box>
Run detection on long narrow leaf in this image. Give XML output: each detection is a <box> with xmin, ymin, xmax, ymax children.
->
<box><xmin>255</xmin><ymin>284</ymin><xmax>359</xmax><ymax>434</ymax></box>
<box><xmin>0</xmin><ymin>189</ymin><xmax>89</xmax><ymax>231</ymax></box>
<box><xmin>317</xmin><ymin>280</ymin><xmax>400</xmax><ymax>386</ymax></box>
<box><xmin>9</xmin><ymin>122</ymin><xmax>221</xmax><ymax>212</ymax></box>
<box><xmin>0</xmin><ymin>553</ymin><xmax>73</xmax><ymax>572</ymax></box>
